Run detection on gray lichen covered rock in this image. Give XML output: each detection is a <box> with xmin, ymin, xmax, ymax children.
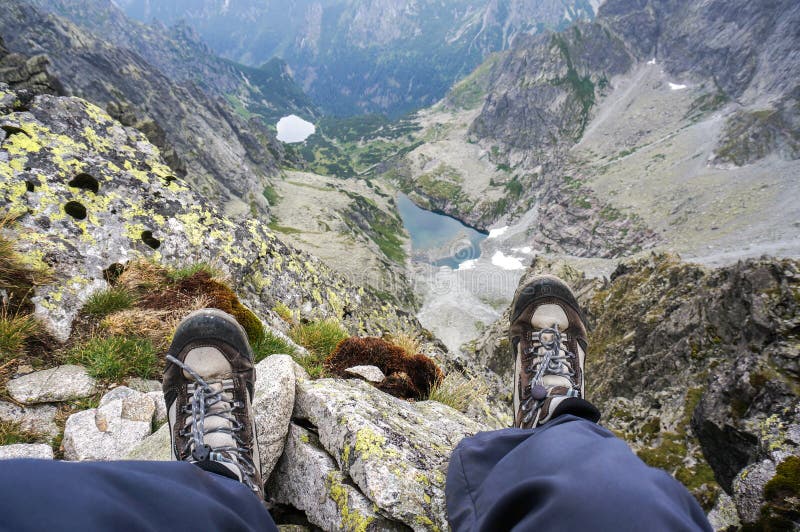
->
<box><xmin>293</xmin><ymin>378</ymin><xmax>488</xmax><ymax>531</ymax></box>
<box><xmin>252</xmin><ymin>355</ymin><xmax>295</xmax><ymax>480</ymax></box>
<box><xmin>269</xmin><ymin>424</ymin><xmax>404</xmax><ymax>532</ymax></box>
<box><xmin>6</xmin><ymin>365</ymin><xmax>97</xmax><ymax>404</ymax></box>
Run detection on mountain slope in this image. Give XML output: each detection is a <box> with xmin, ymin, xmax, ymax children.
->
<box><xmin>114</xmin><ymin>0</ymin><xmax>597</xmax><ymax>116</ymax></box>
<box><xmin>0</xmin><ymin>0</ymin><xmax>286</xmax><ymax>218</ymax></box>
<box><xmin>27</xmin><ymin>0</ymin><xmax>318</xmax><ymax>123</ymax></box>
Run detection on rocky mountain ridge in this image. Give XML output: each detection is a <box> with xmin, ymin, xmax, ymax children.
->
<box><xmin>114</xmin><ymin>0</ymin><xmax>596</xmax><ymax>116</ymax></box>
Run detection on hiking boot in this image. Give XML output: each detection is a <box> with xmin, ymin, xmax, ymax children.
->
<box><xmin>163</xmin><ymin>308</ymin><xmax>263</xmax><ymax>498</ymax></box>
<box><xmin>509</xmin><ymin>275</ymin><xmax>597</xmax><ymax>428</ymax></box>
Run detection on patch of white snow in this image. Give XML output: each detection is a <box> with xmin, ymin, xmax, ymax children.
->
<box><xmin>487</xmin><ymin>226</ymin><xmax>509</xmax><ymax>239</ymax></box>
<box><xmin>647</xmin><ymin>58</ymin><xmax>657</xmax><ymax>65</ymax></box>
<box><xmin>512</xmin><ymin>246</ymin><xmax>533</xmax><ymax>254</ymax></box>
<box><xmin>669</xmin><ymin>82</ymin><xmax>688</xmax><ymax>91</ymax></box>
<box><xmin>491</xmin><ymin>251</ymin><xmax>525</xmax><ymax>270</ymax></box>
<box><xmin>457</xmin><ymin>259</ymin><xmax>478</xmax><ymax>271</ymax></box>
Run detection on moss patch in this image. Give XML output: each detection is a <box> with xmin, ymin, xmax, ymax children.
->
<box><xmin>68</xmin><ymin>335</ymin><xmax>158</xmax><ymax>381</ymax></box>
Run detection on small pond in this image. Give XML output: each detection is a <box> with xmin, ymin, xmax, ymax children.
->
<box><xmin>276</xmin><ymin>115</ymin><xmax>315</xmax><ymax>143</ymax></box>
<box><xmin>396</xmin><ymin>193</ymin><xmax>487</xmax><ymax>269</ymax></box>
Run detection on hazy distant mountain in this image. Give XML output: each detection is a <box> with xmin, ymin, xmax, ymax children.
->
<box><xmin>113</xmin><ymin>0</ymin><xmax>597</xmax><ymax>116</ymax></box>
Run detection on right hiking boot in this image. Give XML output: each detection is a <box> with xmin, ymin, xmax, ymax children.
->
<box><xmin>163</xmin><ymin>308</ymin><xmax>263</xmax><ymax>498</ymax></box>
<box><xmin>509</xmin><ymin>275</ymin><xmax>598</xmax><ymax>429</ymax></box>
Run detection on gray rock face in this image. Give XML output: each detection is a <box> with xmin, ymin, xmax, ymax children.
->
<box><xmin>6</xmin><ymin>365</ymin><xmax>98</xmax><ymax>404</ymax></box>
<box><xmin>0</xmin><ymin>443</ymin><xmax>54</xmax><ymax>460</ymax></box>
<box><xmin>293</xmin><ymin>378</ymin><xmax>488</xmax><ymax>531</ymax></box>
<box><xmin>63</xmin><ymin>386</ymin><xmax>156</xmax><ymax>461</ymax></box>
<box><xmin>707</xmin><ymin>492</ymin><xmax>741</xmax><ymax>531</ymax></box>
<box><xmin>344</xmin><ymin>365</ymin><xmax>386</xmax><ymax>383</ymax></box>
<box><xmin>253</xmin><ymin>355</ymin><xmax>295</xmax><ymax>480</ymax></box>
<box><xmin>269</xmin><ymin>424</ymin><xmax>404</xmax><ymax>532</ymax></box>
<box><xmin>126</xmin><ymin>422</ymin><xmax>171</xmax><ymax>461</ymax></box>
<box><xmin>0</xmin><ymin>400</ymin><xmax>59</xmax><ymax>439</ymax></box>
<box><xmin>733</xmin><ymin>460</ymin><xmax>777</xmax><ymax>524</ymax></box>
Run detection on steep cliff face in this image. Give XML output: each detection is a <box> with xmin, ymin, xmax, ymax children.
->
<box><xmin>0</xmin><ymin>0</ymin><xmax>287</xmax><ymax>218</ymax></box>
<box><xmin>112</xmin><ymin>0</ymin><xmax>596</xmax><ymax>116</ymax></box>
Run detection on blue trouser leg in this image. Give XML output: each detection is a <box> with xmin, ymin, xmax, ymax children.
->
<box><xmin>0</xmin><ymin>459</ymin><xmax>278</xmax><ymax>532</ymax></box>
<box><xmin>446</xmin><ymin>415</ymin><xmax>713</xmax><ymax>531</ymax></box>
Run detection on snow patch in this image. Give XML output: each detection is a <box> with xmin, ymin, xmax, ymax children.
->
<box><xmin>512</xmin><ymin>246</ymin><xmax>533</xmax><ymax>254</ymax></box>
<box><xmin>669</xmin><ymin>82</ymin><xmax>688</xmax><ymax>91</ymax></box>
<box><xmin>589</xmin><ymin>0</ymin><xmax>606</xmax><ymax>14</ymax></box>
<box><xmin>487</xmin><ymin>226</ymin><xmax>509</xmax><ymax>239</ymax></box>
<box><xmin>647</xmin><ymin>58</ymin><xmax>657</xmax><ymax>65</ymax></box>
<box><xmin>491</xmin><ymin>251</ymin><xmax>525</xmax><ymax>270</ymax></box>
<box><xmin>457</xmin><ymin>259</ymin><xmax>478</xmax><ymax>271</ymax></box>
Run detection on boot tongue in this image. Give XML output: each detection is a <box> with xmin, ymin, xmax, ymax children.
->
<box><xmin>185</xmin><ymin>382</ymin><xmax>242</xmax><ymax>481</ymax></box>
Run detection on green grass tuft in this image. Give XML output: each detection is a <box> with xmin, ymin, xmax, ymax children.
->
<box><xmin>83</xmin><ymin>287</ymin><xmax>136</xmax><ymax>317</ymax></box>
<box><xmin>68</xmin><ymin>336</ymin><xmax>158</xmax><ymax>382</ymax></box>
<box><xmin>166</xmin><ymin>262</ymin><xmax>222</xmax><ymax>283</ymax></box>
<box><xmin>288</xmin><ymin>319</ymin><xmax>349</xmax><ymax>378</ymax></box>
<box><xmin>251</xmin><ymin>331</ymin><xmax>298</xmax><ymax>363</ymax></box>
<box><xmin>0</xmin><ymin>312</ymin><xmax>41</xmax><ymax>362</ymax></box>
<box><xmin>0</xmin><ymin>419</ymin><xmax>42</xmax><ymax>445</ymax></box>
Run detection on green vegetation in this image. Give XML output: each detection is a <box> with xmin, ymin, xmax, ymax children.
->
<box><xmin>273</xmin><ymin>302</ymin><xmax>295</xmax><ymax>324</ymax></box>
<box><xmin>0</xmin><ymin>313</ymin><xmax>41</xmax><ymax>362</ymax></box>
<box><xmin>262</xmin><ymin>185</ymin><xmax>281</xmax><ymax>206</ymax></box>
<box><xmin>753</xmin><ymin>456</ymin><xmax>800</xmax><ymax>530</ymax></box>
<box><xmin>252</xmin><ymin>331</ymin><xmax>298</xmax><ymax>363</ymax></box>
<box><xmin>166</xmin><ymin>262</ymin><xmax>222</xmax><ymax>283</ymax></box>
<box><xmin>83</xmin><ymin>287</ymin><xmax>136</xmax><ymax>317</ymax></box>
<box><xmin>550</xmin><ymin>34</ymin><xmax>596</xmax><ymax>138</ymax></box>
<box><xmin>288</xmin><ymin>319</ymin><xmax>349</xmax><ymax>378</ymax></box>
<box><xmin>635</xmin><ymin>387</ymin><xmax>720</xmax><ymax>510</ymax></box>
<box><xmin>343</xmin><ymin>192</ymin><xmax>406</xmax><ymax>263</ymax></box>
<box><xmin>0</xmin><ymin>419</ymin><xmax>41</xmax><ymax>445</ymax></box>
<box><xmin>426</xmin><ymin>373</ymin><xmax>488</xmax><ymax>413</ymax></box>
<box><xmin>445</xmin><ymin>54</ymin><xmax>500</xmax><ymax>110</ymax></box>
<box><xmin>267</xmin><ymin>221</ymin><xmax>304</xmax><ymax>234</ymax></box>
<box><xmin>68</xmin><ymin>336</ymin><xmax>159</xmax><ymax>381</ymax></box>
<box><xmin>686</xmin><ymin>90</ymin><xmax>729</xmax><ymax>121</ymax></box>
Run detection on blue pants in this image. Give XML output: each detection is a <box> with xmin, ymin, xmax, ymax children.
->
<box><xmin>0</xmin><ymin>416</ymin><xmax>711</xmax><ymax>531</ymax></box>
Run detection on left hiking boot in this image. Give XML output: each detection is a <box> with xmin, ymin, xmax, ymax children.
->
<box><xmin>163</xmin><ymin>308</ymin><xmax>263</xmax><ymax>498</ymax></box>
<box><xmin>508</xmin><ymin>275</ymin><xmax>599</xmax><ymax>428</ymax></box>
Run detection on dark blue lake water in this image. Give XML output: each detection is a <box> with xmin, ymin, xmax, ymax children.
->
<box><xmin>396</xmin><ymin>193</ymin><xmax>487</xmax><ymax>269</ymax></box>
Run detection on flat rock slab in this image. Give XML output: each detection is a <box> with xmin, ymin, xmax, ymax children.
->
<box><xmin>269</xmin><ymin>424</ymin><xmax>403</xmax><ymax>532</ymax></box>
<box><xmin>0</xmin><ymin>443</ymin><xmax>54</xmax><ymax>460</ymax></box>
<box><xmin>7</xmin><ymin>365</ymin><xmax>97</xmax><ymax>404</ymax></box>
<box><xmin>0</xmin><ymin>400</ymin><xmax>59</xmax><ymax>439</ymax></box>
<box><xmin>253</xmin><ymin>355</ymin><xmax>295</xmax><ymax>480</ymax></box>
<box><xmin>294</xmin><ymin>379</ymin><xmax>488</xmax><ymax>531</ymax></box>
<box><xmin>344</xmin><ymin>365</ymin><xmax>386</xmax><ymax>383</ymax></box>
<box><xmin>63</xmin><ymin>386</ymin><xmax>155</xmax><ymax>461</ymax></box>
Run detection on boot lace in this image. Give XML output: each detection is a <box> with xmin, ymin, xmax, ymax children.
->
<box><xmin>519</xmin><ymin>325</ymin><xmax>579</xmax><ymax>425</ymax></box>
<box><xmin>166</xmin><ymin>355</ymin><xmax>259</xmax><ymax>494</ymax></box>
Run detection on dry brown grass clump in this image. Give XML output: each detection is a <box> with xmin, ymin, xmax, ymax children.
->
<box><xmin>107</xmin><ymin>260</ymin><xmax>264</xmax><ymax>344</ymax></box>
<box><xmin>326</xmin><ymin>336</ymin><xmax>443</xmax><ymax>400</ymax></box>
<box><xmin>384</xmin><ymin>332</ymin><xmax>421</xmax><ymax>358</ymax></box>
